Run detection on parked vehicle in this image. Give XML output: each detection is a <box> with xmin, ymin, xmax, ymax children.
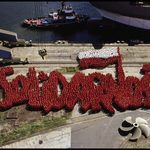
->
<box><xmin>2</xmin><ymin>39</ymin><xmax>32</xmax><ymax>48</ymax></box>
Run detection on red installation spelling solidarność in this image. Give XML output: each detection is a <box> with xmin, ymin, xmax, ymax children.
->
<box><xmin>0</xmin><ymin>47</ymin><xmax>150</xmax><ymax>114</ymax></box>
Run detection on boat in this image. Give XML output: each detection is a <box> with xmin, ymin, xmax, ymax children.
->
<box><xmin>22</xmin><ymin>2</ymin><xmax>89</xmax><ymax>29</ymax></box>
<box><xmin>90</xmin><ymin>1</ymin><xmax>150</xmax><ymax>30</ymax></box>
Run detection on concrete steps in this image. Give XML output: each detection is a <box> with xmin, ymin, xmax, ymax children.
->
<box><xmin>11</xmin><ymin>45</ymin><xmax>150</xmax><ymax>64</ymax></box>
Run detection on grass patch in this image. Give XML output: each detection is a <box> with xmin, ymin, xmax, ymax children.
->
<box><xmin>0</xmin><ymin>112</ymin><xmax>71</xmax><ymax>147</ymax></box>
<box><xmin>0</xmin><ymin>112</ymin><xmax>7</xmax><ymax>123</ymax></box>
<box><xmin>57</xmin><ymin>66</ymin><xmax>79</xmax><ymax>74</ymax></box>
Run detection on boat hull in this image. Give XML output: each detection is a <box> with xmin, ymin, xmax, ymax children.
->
<box><xmin>22</xmin><ymin>15</ymin><xmax>89</xmax><ymax>30</ymax></box>
<box><xmin>90</xmin><ymin>1</ymin><xmax>150</xmax><ymax>30</ymax></box>
<box><xmin>96</xmin><ymin>8</ymin><xmax>150</xmax><ymax>30</ymax></box>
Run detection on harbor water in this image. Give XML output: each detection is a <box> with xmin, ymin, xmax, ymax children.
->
<box><xmin>0</xmin><ymin>1</ymin><xmax>103</xmax><ymax>43</ymax></box>
<box><xmin>0</xmin><ymin>1</ymin><xmax>150</xmax><ymax>43</ymax></box>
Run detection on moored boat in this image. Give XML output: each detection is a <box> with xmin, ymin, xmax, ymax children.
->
<box><xmin>90</xmin><ymin>1</ymin><xmax>150</xmax><ymax>30</ymax></box>
<box><xmin>22</xmin><ymin>2</ymin><xmax>89</xmax><ymax>29</ymax></box>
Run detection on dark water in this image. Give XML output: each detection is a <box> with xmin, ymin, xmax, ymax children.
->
<box><xmin>0</xmin><ymin>1</ymin><xmax>104</xmax><ymax>43</ymax></box>
<box><xmin>0</xmin><ymin>1</ymin><xmax>150</xmax><ymax>44</ymax></box>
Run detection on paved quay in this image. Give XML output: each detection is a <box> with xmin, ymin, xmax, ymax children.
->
<box><xmin>71</xmin><ymin>109</ymin><xmax>150</xmax><ymax>148</ymax></box>
<box><xmin>1</xmin><ymin>127</ymin><xmax>71</xmax><ymax>148</ymax></box>
<box><xmin>11</xmin><ymin>43</ymin><xmax>150</xmax><ymax>65</ymax></box>
<box><xmin>9</xmin><ymin>43</ymin><xmax>150</xmax><ymax>80</ymax></box>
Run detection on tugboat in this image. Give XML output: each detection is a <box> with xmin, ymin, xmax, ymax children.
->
<box><xmin>22</xmin><ymin>2</ymin><xmax>89</xmax><ymax>29</ymax></box>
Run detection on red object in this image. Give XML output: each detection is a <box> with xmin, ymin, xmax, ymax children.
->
<box><xmin>0</xmin><ymin>47</ymin><xmax>149</xmax><ymax>114</ymax></box>
<box><xmin>141</xmin><ymin>64</ymin><xmax>150</xmax><ymax>74</ymax></box>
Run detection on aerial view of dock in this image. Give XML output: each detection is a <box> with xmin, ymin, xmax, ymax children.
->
<box><xmin>0</xmin><ymin>1</ymin><xmax>150</xmax><ymax>148</ymax></box>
